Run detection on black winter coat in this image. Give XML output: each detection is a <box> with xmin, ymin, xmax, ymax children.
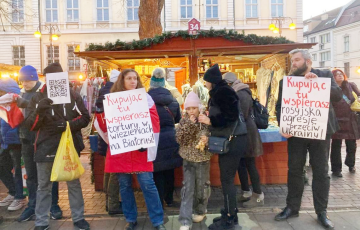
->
<box><xmin>95</xmin><ymin>82</ymin><xmax>114</xmax><ymax>156</ymax></box>
<box><xmin>24</xmin><ymin>85</ymin><xmax>90</xmax><ymax>162</ymax></box>
<box><xmin>148</xmin><ymin>87</ymin><xmax>182</xmax><ymax>172</ymax></box>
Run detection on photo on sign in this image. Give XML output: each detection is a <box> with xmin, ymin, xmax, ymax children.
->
<box><xmin>46</xmin><ymin>72</ymin><xmax>71</xmax><ymax>105</ymax></box>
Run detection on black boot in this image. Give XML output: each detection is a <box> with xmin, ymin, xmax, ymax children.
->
<box><xmin>317</xmin><ymin>211</ymin><xmax>334</xmax><ymax>229</ymax></box>
<box><xmin>213</xmin><ymin>208</ymin><xmax>238</xmax><ymax>224</ymax></box>
<box><xmin>209</xmin><ymin>212</ymin><xmax>235</xmax><ymax>230</ymax></box>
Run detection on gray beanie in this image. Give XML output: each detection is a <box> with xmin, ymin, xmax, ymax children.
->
<box><xmin>150</xmin><ymin>68</ymin><xmax>166</xmax><ymax>88</ymax></box>
<box><xmin>223</xmin><ymin>72</ymin><xmax>238</xmax><ymax>84</ymax></box>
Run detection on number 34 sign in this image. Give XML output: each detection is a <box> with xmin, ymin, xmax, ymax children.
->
<box><xmin>188</xmin><ymin>18</ymin><xmax>200</xmax><ymax>35</ymax></box>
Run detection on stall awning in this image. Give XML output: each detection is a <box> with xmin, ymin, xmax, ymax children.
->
<box><xmin>75</xmin><ymin>43</ymin><xmax>316</xmax><ymax>61</ymax></box>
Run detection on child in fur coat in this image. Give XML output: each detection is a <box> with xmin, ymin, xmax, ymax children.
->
<box><xmin>176</xmin><ymin>92</ymin><xmax>212</xmax><ymax>230</ymax></box>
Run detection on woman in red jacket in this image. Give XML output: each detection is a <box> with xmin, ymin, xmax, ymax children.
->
<box><xmin>98</xmin><ymin>69</ymin><xmax>165</xmax><ymax>230</ymax></box>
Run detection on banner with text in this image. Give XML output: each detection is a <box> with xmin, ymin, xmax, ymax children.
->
<box><xmin>103</xmin><ymin>88</ymin><xmax>156</xmax><ymax>155</ymax></box>
<box><xmin>279</xmin><ymin>76</ymin><xmax>331</xmax><ymax>140</ymax></box>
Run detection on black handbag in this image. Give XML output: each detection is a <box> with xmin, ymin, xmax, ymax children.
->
<box><xmin>208</xmin><ymin>115</ymin><xmax>247</xmax><ymax>154</ymax></box>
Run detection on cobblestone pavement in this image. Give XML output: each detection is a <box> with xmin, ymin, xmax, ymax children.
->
<box><xmin>0</xmin><ymin>140</ymin><xmax>360</xmax><ymax>229</ymax></box>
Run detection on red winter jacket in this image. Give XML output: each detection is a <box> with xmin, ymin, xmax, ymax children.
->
<box><xmin>96</xmin><ymin>93</ymin><xmax>160</xmax><ymax>173</ymax></box>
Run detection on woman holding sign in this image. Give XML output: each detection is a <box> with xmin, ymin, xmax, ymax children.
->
<box><xmin>330</xmin><ymin>69</ymin><xmax>360</xmax><ymax>177</ymax></box>
<box><xmin>199</xmin><ymin>64</ymin><xmax>247</xmax><ymax>230</ymax></box>
<box><xmin>100</xmin><ymin>69</ymin><xmax>166</xmax><ymax>230</ymax></box>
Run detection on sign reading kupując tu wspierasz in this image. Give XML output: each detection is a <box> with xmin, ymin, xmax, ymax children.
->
<box><xmin>103</xmin><ymin>88</ymin><xmax>156</xmax><ymax>155</ymax></box>
<box><xmin>279</xmin><ymin>76</ymin><xmax>331</xmax><ymax>140</ymax></box>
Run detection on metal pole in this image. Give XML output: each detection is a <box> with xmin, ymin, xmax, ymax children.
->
<box><xmin>50</xmin><ymin>25</ymin><xmax>53</xmax><ymax>63</ymax></box>
<box><xmin>38</xmin><ymin>0</ymin><xmax>43</xmax><ymax>71</ymax></box>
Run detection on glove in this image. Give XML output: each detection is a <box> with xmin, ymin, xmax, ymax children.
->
<box><xmin>36</xmin><ymin>98</ymin><xmax>53</xmax><ymax>114</ymax></box>
<box><xmin>138</xmin><ymin>148</ymin><xmax>147</xmax><ymax>152</ymax></box>
<box><xmin>44</xmin><ymin>120</ymin><xmax>66</xmax><ymax>135</ymax></box>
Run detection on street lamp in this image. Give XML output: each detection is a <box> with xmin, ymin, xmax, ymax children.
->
<box><xmin>34</xmin><ymin>24</ymin><xmax>61</xmax><ymax>64</ymax></box>
<box><xmin>268</xmin><ymin>17</ymin><xmax>296</xmax><ymax>37</ymax></box>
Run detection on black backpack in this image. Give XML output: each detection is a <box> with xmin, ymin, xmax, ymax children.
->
<box><xmin>246</xmin><ymin>90</ymin><xmax>269</xmax><ymax>129</ymax></box>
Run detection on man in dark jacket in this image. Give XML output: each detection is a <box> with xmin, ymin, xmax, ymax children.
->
<box><xmin>95</xmin><ymin>69</ymin><xmax>122</xmax><ymax>215</ymax></box>
<box><xmin>16</xmin><ymin>65</ymin><xmax>62</xmax><ymax>222</ymax></box>
<box><xmin>275</xmin><ymin>49</ymin><xmax>342</xmax><ymax>229</ymax></box>
<box><xmin>24</xmin><ymin>63</ymin><xmax>90</xmax><ymax>230</ymax></box>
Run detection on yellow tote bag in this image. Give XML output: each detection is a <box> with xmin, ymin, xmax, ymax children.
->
<box><xmin>51</xmin><ymin>122</ymin><xmax>85</xmax><ymax>181</ymax></box>
<box><xmin>351</xmin><ymin>91</ymin><xmax>360</xmax><ymax>112</ymax></box>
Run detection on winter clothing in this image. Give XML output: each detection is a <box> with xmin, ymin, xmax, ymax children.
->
<box><xmin>24</xmin><ymin>85</ymin><xmax>90</xmax><ymax>162</ymax></box>
<box><xmin>223</xmin><ymin>72</ymin><xmax>237</xmax><ymax>84</ymax></box>
<box><xmin>178</xmin><ymin>160</ymin><xmax>211</xmax><ymax>226</ymax></box>
<box><xmin>184</xmin><ymin>92</ymin><xmax>201</xmax><ymax>110</ymax></box>
<box><xmin>150</xmin><ymin>68</ymin><xmax>166</xmax><ymax>88</ymax></box>
<box><xmin>148</xmin><ymin>87</ymin><xmax>182</xmax><ymax>172</ymax></box>
<box><xmin>165</xmin><ymin>81</ymin><xmax>184</xmax><ymax>106</ymax></box>
<box><xmin>0</xmin><ymin>120</ymin><xmax>21</xmax><ymax>149</ymax></box>
<box><xmin>176</xmin><ymin>114</ymin><xmax>211</xmax><ymax>162</ymax></box>
<box><xmin>275</xmin><ymin>68</ymin><xmax>342</xmax><ymax>216</ymax></box>
<box><xmin>0</xmin><ymin>78</ymin><xmax>21</xmax><ymax>94</ymax></box>
<box><xmin>331</xmin><ymin>139</ymin><xmax>356</xmax><ymax>173</ymax></box>
<box><xmin>104</xmin><ymin>94</ymin><xmax>160</xmax><ymax>173</ymax></box>
<box><xmin>43</xmin><ymin>62</ymin><xmax>63</xmax><ymax>75</ymax></box>
<box><xmin>19</xmin><ymin>65</ymin><xmax>39</xmax><ymax>82</ymax></box>
<box><xmin>109</xmin><ymin>70</ymin><xmax>120</xmax><ymax>83</ymax></box>
<box><xmin>331</xmin><ymin>81</ymin><xmax>360</xmax><ymax>140</ymax></box>
<box><xmin>153</xmin><ymin>169</ymin><xmax>175</xmax><ymax>205</ymax></box>
<box><xmin>204</xmin><ymin>64</ymin><xmax>222</xmax><ymax>85</ymax></box>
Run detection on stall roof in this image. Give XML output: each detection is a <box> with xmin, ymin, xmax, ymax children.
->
<box><xmin>75</xmin><ymin>43</ymin><xmax>316</xmax><ymax>61</ymax></box>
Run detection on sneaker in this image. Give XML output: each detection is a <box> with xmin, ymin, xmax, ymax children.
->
<box><xmin>50</xmin><ymin>205</ymin><xmax>63</xmax><ymax>220</ymax></box>
<box><xmin>124</xmin><ymin>222</ymin><xmax>137</xmax><ymax>230</ymax></box>
<box><xmin>0</xmin><ymin>195</ymin><xmax>14</xmax><ymax>207</ymax></box>
<box><xmin>240</xmin><ymin>190</ymin><xmax>252</xmax><ymax>202</ymax></box>
<box><xmin>180</xmin><ymin>225</ymin><xmax>190</xmax><ymax>230</ymax></box>
<box><xmin>8</xmin><ymin>199</ymin><xmax>26</xmax><ymax>211</ymax></box>
<box><xmin>34</xmin><ymin>226</ymin><xmax>49</xmax><ymax>230</ymax></box>
<box><xmin>192</xmin><ymin>214</ymin><xmax>206</xmax><ymax>223</ymax></box>
<box><xmin>17</xmin><ymin>207</ymin><xmax>35</xmax><ymax>222</ymax></box>
<box><xmin>74</xmin><ymin>219</ymin><xmax>90</xmax><ymax>230</ymax></box>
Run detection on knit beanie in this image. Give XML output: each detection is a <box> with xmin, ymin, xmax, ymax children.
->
<box><xmin>150</xmin><ymin>68</ymin><xmax>166</xmax><ymax>88</ymax></box>
<box><xmin>203</xmin><ymin>64</ymin><xmax>222</xmax><ymax>84</ymax></box>
<box><xmin>43</xmin><ymin>62</ymin><xmax>63</xmax><ymax>75</ymax></box>
<box><xmin>223</xmin><ymin>72</ymin><xmax>238</xmax><ymax>84</ymax></box>
<box><xmin>0</xmin><ymin>78</ymin><xmax>20</xmax><ymax>94</ymax></box>
<box><xmin>110</xmin><ymin>69</ymin><xmax>121</xmax><ymax>83</ymax></box>
<box><xmin>19</xmin><ymin>65</ymin><xmax>39</xmax><ymax>81</ymax></box>
<box><xmin>184</xmin><ymin>92</ymin><xmax>201</xmax><ymax>109</ymax></box>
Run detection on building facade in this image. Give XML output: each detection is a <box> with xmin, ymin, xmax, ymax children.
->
<box><xmin>0</xmin><ymin>0</ymin><xmax>303</xmax><ymax>80</ymax></box>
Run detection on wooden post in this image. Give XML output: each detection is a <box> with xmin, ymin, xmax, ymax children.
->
<box><xmin>189</xmin><ymin>38</ymin><xmax>198</xmax><ymax>85</ymax></box>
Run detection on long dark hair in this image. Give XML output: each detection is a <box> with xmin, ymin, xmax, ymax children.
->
<box><xmin>110</xmin><ymin>69</ymin><xmax>144</xmax><ymax>93</ymax></box>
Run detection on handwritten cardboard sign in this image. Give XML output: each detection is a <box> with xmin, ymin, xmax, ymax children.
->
<box><xmin>103</xmin><ymin>88</ymin><xmax>156</xmax><ymax>155</ymax></box>
<box><xmin>46</xmin><ymin>72</ymin><xmax>71</xmax><ymax>104</ymax></box>
<box><xmin>279</xmin><ymin>76</ymin><xmax>331</xmax><ymax>140</ymax></box>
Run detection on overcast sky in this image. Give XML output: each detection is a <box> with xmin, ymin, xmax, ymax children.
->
<box><xmin>303</xmin><ymin>0</ymin><xmax>352</xmax><ymax>20</ymax></box>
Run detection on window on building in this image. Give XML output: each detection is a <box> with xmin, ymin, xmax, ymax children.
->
<box><xmin>180</xmin><ymin>0</ymin><xmax>192</xmax><ymax>19</ymax></box>
<box><xmin>319</xmin><ymin>61</ymin><xmax>325</xmax><ymax>68</ymax></box>
<box><xmin>312</xmin><ymin>54</ymin><xmax>317</xmax><ymax>61</ymax></box>
<box><xmin>97</xmin><ymin>0</ymin><xmax>109</xmax><ymax>21</ymax></box>
<box><xmin>13</xmin><ymin>46</ymin><xmax>25</xmax><ymax>66</ymax></box>
<box><xmin>271</xmin><ymin>0</ymin><xmax>283</xmax><ymax>17</ymax></box>
<box><xmin>12</xmin><ymin>0</ymin><xmax>24</xmax><ymax>23</ymax></box>
<box><xmin>46</xmin><ymin>0</ymin><xmax>58</xmax><ymax>22</ymax></box>
<box><xmin>246</xmin><ymin>0</ymin><xmax>258</xmax><ymax>18</ymax></box>
<box><xmin>68</xmin><ymin>45</ymin><xmax>80</xmax><ymax>71</ymax></box>
<box><xmin>344</xmin><ymin>62</ymin><xmax>350</xmax><ymax>78</ymax></box>
<box><xmin>344</xmin><ymin>36</ymin><xmax>349</xmax><ymax>52</ymax></box>
<box><xmin>310</xmin><ymin>37</ymin><xmax>316</xmax><ymax>43</ymax></box>
<box><xmin>206</xmin><ymin>0</ymin><xmax>218</xmax><ymax>19</ymax></box>
<box><xmin>127</xmin><ymin>0</ymin><xmax>139</xmax><ymax>20</ymax></box>
<box><xmin>67</xmin><ymin>0</ymin><xmax>79</xmax><ymax>22</ymax></box>
<box><xmin>320</xmin><ymin>33</ymin><xmax>330</xmax><ymax>43</ymax></box>
<box><xmin>320</xmin><ymin>51</ymin><xmax>331</xmax><ymax>61</ymax></box>
<box><xmin>47</xmin><ymin>46</ymin><xmax>59</xmax><ymax>65</ymax></box>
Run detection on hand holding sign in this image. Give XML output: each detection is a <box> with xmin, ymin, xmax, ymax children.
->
<box><xmin>304</xmin><ymin>72</ymin><xmax>319</xmax><ymax>79</ymax></box>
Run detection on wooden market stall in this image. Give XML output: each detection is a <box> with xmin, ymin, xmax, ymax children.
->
<box><xmin>75</xmin><ymin>31</ymin><xmax>315</xmax><ymax>189</ymax></box>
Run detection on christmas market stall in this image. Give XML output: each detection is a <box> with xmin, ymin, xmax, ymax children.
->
<box><xmin>75</xmin><ymin>29</ymin><xmax>315</xmax><ymax>190</ymax></box>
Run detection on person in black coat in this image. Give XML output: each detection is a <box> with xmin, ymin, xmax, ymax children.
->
<box><xmin>148</xmin><ymin>68</ymin><xmax>182</xmax><ymax>207</ymax></box>
<box><xmin>24</xmin><ymin>63</ymin><xmax>91</xmax><ymax>230</ymax></box>
<box><xmin>199</xmin><ymin>64</ymin><xmax>247</xmax><ymax>230</ymax></box>
<box><xmin>95</xmin><ymin>70</ymin><xmax>122</xmax><ymax>215</ymax></box>
<box><xmin>275</xmin><ymin>49</ymin><xmax>342</xmax><ymax>230</ymax></box>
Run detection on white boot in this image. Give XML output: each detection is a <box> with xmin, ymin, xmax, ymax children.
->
<box><xmin>243</xmin><ymin>192</ymin><xmax>264</xmax><ymax>208</ymax></box>
<box><xmin>240</xmin><ymin>190</ymin><xmax>252</xmax><ymax>202</ymax></box>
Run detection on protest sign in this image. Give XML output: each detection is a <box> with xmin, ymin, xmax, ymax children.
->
<box><xmin>103</xmin><ymin>88</ymin><xmax>156</xmax><ymax>155</ymax></box>
<box><xmin>46</xmin><ymin>72</ymin><xmax>71</xmax><ymax>104</ymax></box>
<box><xmin>279</xmin><ymin>76</ymin><xmax>331</xmax><ymax>140</ymax></box>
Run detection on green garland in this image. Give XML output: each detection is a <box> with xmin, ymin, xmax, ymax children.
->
<box><xmin>85</xmin><ymin>28</ymin><xmax>294</xmax><ymax>51</ymax></box>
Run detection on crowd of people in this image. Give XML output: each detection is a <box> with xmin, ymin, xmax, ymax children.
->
<box><xmin>0</xmin><ymin>48</ymin><xmax>357</xmax><ymax>230</ymax></box>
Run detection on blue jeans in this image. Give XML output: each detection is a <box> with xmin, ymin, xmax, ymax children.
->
<box><xmin>0</xmin><ymin>147</ymin><xmax>25</xmax><ymax>200</ymax></box>
<box><xmin>118</xmin><ymin>172</ymin><xmax>163</xmax><ymax>227</ymax></box>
